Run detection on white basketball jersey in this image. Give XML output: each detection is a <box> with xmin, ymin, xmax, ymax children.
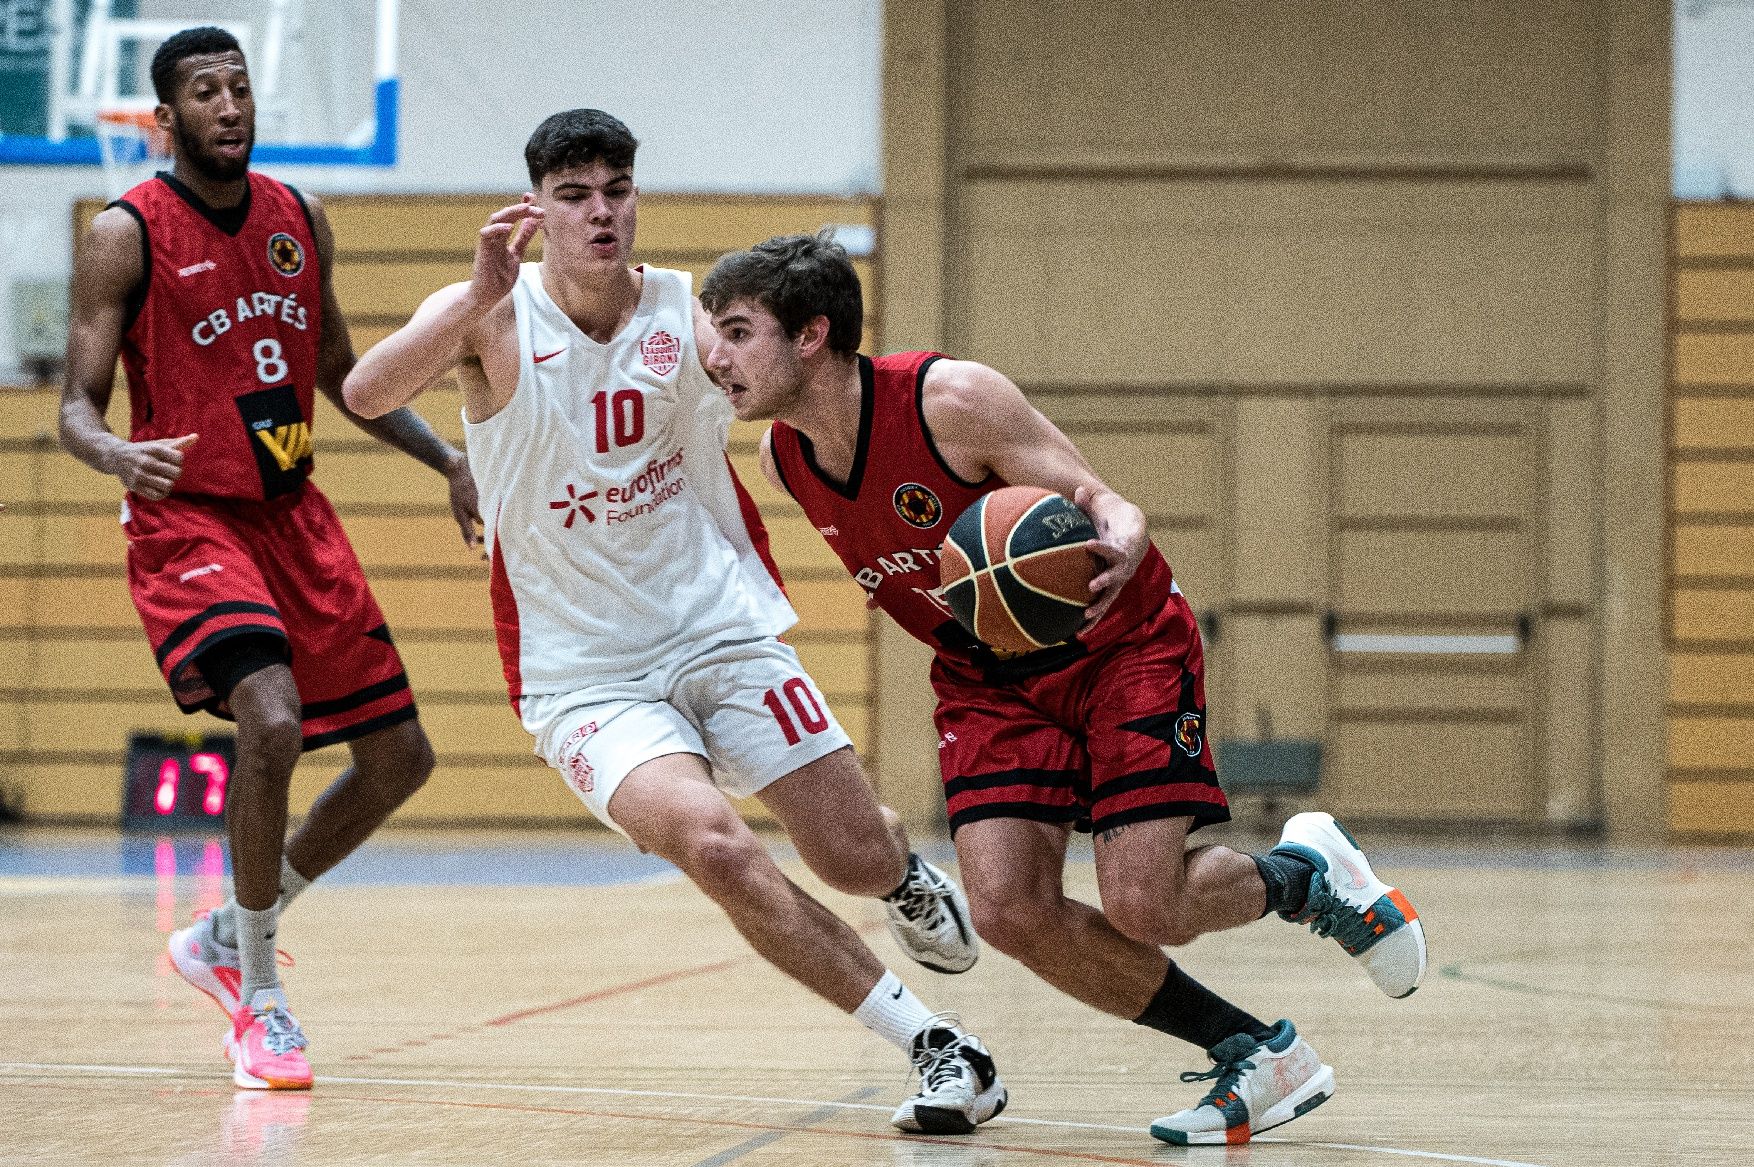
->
<box><xmin>464</xmin><ymin>264</ymin><xmax>795</xmax><ymax>701</ymax></box>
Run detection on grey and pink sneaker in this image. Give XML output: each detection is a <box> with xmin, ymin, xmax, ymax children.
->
<box><xmin>167</xmin><ymin>911</ymin><xmax>245</xmax><ymax>1016</ymax></box>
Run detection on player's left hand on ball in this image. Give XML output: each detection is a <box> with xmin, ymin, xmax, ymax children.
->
<box><xmin>1076</xmin><ymin>485</ymin><xmax>1146</xmax><ymax>630</ymax></box>
<box><xmin>443</xmin><ymin>451</ymin><xmax>484</xmax><ymax>554</ymax></box>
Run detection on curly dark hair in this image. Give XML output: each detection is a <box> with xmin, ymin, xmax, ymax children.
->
<box><xmin>525</xmin><ymin>109</ymin><xmax>639</xmax><ymax>186</ymax></box>
<box><xmin>700</xmin><ymin>230</ymin><xmax>863</xmax><ymax>357</ymax></box>
<box><xmin>151</xmin><ymin>27</ymin><xmax>244</xmax><ymax>103</ymax></box>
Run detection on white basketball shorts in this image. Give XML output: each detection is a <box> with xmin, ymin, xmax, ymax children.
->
<box><xmin>519</xmin><ymin>635</ymin><xmax>851</xmax><ymax>836</ymax></box>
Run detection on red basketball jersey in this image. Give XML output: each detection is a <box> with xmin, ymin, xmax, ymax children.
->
<box><xmin>115</xmin><ymin>172</ymin><xmax>322</xmax><ymax>500</ymax></box>
<box><xmin>769</xmin><ymin>352</ymin><xmax>1177</xmax><ymax>680</ymax></box>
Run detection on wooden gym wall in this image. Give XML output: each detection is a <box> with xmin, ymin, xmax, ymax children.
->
<box><xmin>1670</xmin><ymin>204</ymin><xmax>1754</xmax><ymax>838</ymax></box>
<box><xmin>881</xmin><ymin>0</ymin><xmax>1674</xmax><ymax>838</ymax></box>
<box><xmin>0</xmin><ymin>194</ymin><xmax>877</xmax><ymax>825</ymax></box>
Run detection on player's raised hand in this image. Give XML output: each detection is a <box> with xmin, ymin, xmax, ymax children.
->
<box><xmin>112</xmin><ymin>433</ymin><xmax>197</xmax><ymax>500</ymax></box>
<box><xmin>466</xmin><ymin>196</ymin><xmax>545</xmax><ymax>311</ymax></box>
<box><xmin>1076</xmin><ymin>484</ymin><xmax>1147</xmax><ymax>630</ymax></box>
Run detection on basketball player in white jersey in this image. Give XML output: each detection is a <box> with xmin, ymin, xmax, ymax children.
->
<box><xmin>342</xmin><ymin>109</ymin><xmax>1005</xmax><ymax>1133</ymax></box>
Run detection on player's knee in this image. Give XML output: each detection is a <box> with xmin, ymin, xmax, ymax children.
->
<box><xmin>966</xmin><ymin>889</ymin><xmax>1062</xmax><ymax>959</ymax></box>
<box><xmin>677</xmin><ymin>821</ymin><xmax>769</xmax><ymax>899</ymax></box>
<box><xmin>381</xmin><ymin>726</ymin><xmax>435</xmax><ymax>801</ymax></box>
<box><xmin>1105</xmin><ymin>891</ymin><xmax>1199</xmax><ymax>948</ymax></box>
<box><xmin>238</xmin><ymin>707</ymin><xmax>303</xmax><ymax>776</ymax></box>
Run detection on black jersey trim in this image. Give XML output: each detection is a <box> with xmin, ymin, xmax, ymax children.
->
<box><xmin>156</xmin><ymin>169</ymin><xmax>253</xmax><ymax>236</ymax></box>
<box><xmin>796</xmin><ymin>355</ymin><xmax>875</xmax><ymax>501</ymax></box>
<box><xmin>107</xmin><ymin>198</ymin><xmax>151</xmax><ymax>336</ymax></box>
<box><xmin>154</xmin><ymin>601</ymin><xmax>283</xmax><ymax>666</ymax></box>
<box><xmin>946</xmin><ymin>801</ymin><xmax>1084</xmax><ymax>834</ymax></box>
<box><xmin>1088</xmin><ymin>800</ymin><xmax>1232</xmax><ymax>837</ymax></box>
<box><xmin>302</xmin><ymin>703</ymin><xmax>419</xmax><ymax>752</ymax></box>
<box><xmin>284</xmin><ymin>183</ymin><xmax>317</xmax><ymax>239</ymax></box>
<box><xmin>301</xmin><ymin>672</ymin><xmax>411</xmax><ymax>719</ymax></box>
<box><xmin>914</xmin><ymin>355</ymin><xmax>993</xmax><ymax>490</ymax></box>
<box><xmin>943</xmin><ymin>767</ymin><xmax>1080</xmax><ymax>800</ymax></box>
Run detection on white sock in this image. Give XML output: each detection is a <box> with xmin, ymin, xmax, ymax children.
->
<box><xmin>213</xmin><ymin>855</ymin><xmax>310</xmax><ymax>948</ymax></box>
<box><xmin>235</xmin><ymin>903</ymin><xmax>280</xmax><ymax>1006</ymax></box>
<box><xmin>277</xmin><ymin>855</ymin><xmax>312</xmax><ymax>908</ymax></box>
<box><xmin>853</xmin><ymin>971</ymin><xmax>941</xmax><ymax>1052</ymax></box>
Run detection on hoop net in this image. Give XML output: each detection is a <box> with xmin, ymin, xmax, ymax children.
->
<box><xmin>95</xmin><ymin>108</ymin><xmax>172</xmax><ymax>198</ymax></box>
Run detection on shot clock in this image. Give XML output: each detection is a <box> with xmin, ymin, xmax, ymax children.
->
<box><xmin>120</xmin><ymin>732</ymin><xmax>237</xmax><ymax>833</ymax></box>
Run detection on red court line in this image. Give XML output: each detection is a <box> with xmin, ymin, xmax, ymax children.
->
<box><xmin>482</xmin><ymin>957</ymin><xmax>745</xmax><ymax>1027</ymax></box>
<box><xmin>480</xmin><ymin>919</ymin><xmax>886</xmax><ymax>1030</ymax></box>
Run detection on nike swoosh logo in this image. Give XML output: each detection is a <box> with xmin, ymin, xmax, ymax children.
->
<box><xmin>534</xmin><ymin>348</ymin><xmax>566</xmax><ymax>363</ymax></box>
<box><xmin>890</xmin><ymin>986</ymin><xmax>904</xmax><ymax>1000</ymax></box>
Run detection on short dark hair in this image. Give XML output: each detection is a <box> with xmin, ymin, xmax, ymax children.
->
<box><xmin>151</xmin><ymin>27</ymin><xmax>244</xmax><ymax>103</ymax></box>
<box><xmin>700</xmin><ymin>230</ymin><xmax>863</xmax><ymax>358</ymax></box>
<box><xmin>525</xmin><ymin>109</ymin><xmax>638</xmax><ymax>187</ymax></box>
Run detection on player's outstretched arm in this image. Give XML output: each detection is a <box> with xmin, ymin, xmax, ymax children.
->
<box><xmin>343</xmin><ymin>199</ymin><xmax>543</xmax><ymax>419</ymax></box>
<box><xmin>923</xmin><ymin>360</ymin><xmax>1149</xmax><ymax>627</ymax></box>
<box><xmin>305</xmin><ymin>194</ymin><xmax>481</xmax><ymax>548</ymax></box>
<box><xmin>59</xmin><ymin>207</ymin><xmax>199</xmax><ymax>500</ymax></box>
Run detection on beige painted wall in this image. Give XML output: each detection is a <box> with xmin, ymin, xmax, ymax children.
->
<box><xmin>880</xmin><ymin>0</ymin><xmax>1671</xmax><ymax>837</ymax></box>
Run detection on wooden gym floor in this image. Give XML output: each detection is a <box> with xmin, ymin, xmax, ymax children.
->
<box><xmin>0</xmin><ymin>824</ymin><xmax>1749</xmax><ymax>1166</ymax></box>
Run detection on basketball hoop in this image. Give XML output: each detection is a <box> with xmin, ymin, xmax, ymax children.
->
<box><xmin>95</xmin><ymin>107</ymin><xmax>172</xmax><ymax>198</ymax></box>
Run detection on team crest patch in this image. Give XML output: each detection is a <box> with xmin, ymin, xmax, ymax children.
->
<box><xmin>893</xmin><ymin>482</ymin><xmax>943</xmax><ymax>529</ymax></box>
<box><xmin>1174</xmin><ymin>712</ymin><xmax>1204</xmax><ymax>758</ymax></box>
<box><xmin>561</xmin><ymin>721</ymin><xmax>598</xmax><ymax>795</ymax></box>
<box><xmin>267</xmin><ymin>233</ymin><xmax>304</xmax><ymax>277</ymax></box>
<box><xmin>641</xmin><ymin>330</ymin><xmax>680</xmax><ymax>376</ymax></box>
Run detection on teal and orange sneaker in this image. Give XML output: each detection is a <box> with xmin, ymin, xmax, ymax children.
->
<box><xmin>1150</xmin><ymin>1020</ymin><xmax>1334</xmax><ymax>1145</ymax></box>
<box><xmin>1272</xmin><ymin>812</ymin><xmax>1427</xmax><ymax>998</ymax></box>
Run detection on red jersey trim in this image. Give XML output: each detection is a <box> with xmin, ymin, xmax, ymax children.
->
<box><xmin>727</xmin><ymin>454</ymin><xmax>786</xmax><ymax>595</ymax></box>
<box><xmin>488</xmin><ymin>507</ymin><xmax>524</xmax><ymax>708</ymax></box>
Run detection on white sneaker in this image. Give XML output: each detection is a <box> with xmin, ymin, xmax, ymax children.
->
<box><xmin>883</xmin><ymin>854</ymin><xmax>979</xmax><ymax>974</ymax></box>
<box><xmin>1150</xmin><ymin>1020</ymin><xmax>1334</xmax><ymax>1145</ymax></box>
<box><xmin>891</xmin><ymin>1017</ymin><xmax>1008</xmax><ymax>1134</ymax></box>
<box><xmin>168</xmin><ymin>911</ymin><xmax>244</xmax><ymax>1016</ymax></box>
<box><xmin>1272</xmin><ymin>812</ymin><xmax>1427</xmax><ymax>998</ymax></box>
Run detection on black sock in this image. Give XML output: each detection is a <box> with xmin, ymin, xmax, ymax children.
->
<box><xmin>1133</xmin><ymin>962</ymin><xmax>1275</xmax><ymax>1052</ymax></box>
<box><xmin>1253</xmin><ymin>851</ymin><xmax>1316</xmax><ymax>916</ymax></box>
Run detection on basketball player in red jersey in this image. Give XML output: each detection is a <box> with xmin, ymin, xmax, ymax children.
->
<box><xmin>59</xmin><ymin>27</ymin><xmax>478</xmax><ymax>1090</ymax></box>
<box><xmin>702</xmin><ymin>232</ymin><xmax>1429</xmax><ymax>1146</ymax></box>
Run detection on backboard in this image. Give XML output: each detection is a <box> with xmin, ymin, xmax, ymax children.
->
<box><xmin>0</xmin><ymin>0</ymin><xmax>398</xmax><ymax>167</ymax></box>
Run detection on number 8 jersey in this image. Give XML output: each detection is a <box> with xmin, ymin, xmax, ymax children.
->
<box><xmin>465</xmin><ymin>264</ymin><xmax>796</xmax><ymax>702</ymax></box>
<box><xmin>114</xmin><ymin>172</ymin><xmax>322</xmax><ymax>500</ymax></box>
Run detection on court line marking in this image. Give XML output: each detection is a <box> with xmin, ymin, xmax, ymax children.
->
<box><xmin>0</xmin><ymin>1062</ymin><xmax>1551</xmax><ymax>1167</ymax></box>
<box><xmin>1439</xmin><ymin>952</ymin><xmax>1754</xmax><ymax>1015</ymax></box>
<box><xmin>689</xmin><ymin>1086</ymin><xmax>881</xmax><ymax>1167</ymax></box>
<box><xmin>483</xmin><ymin>957</ymin><xmax>744</xmax><ymax>1027</ymax></box>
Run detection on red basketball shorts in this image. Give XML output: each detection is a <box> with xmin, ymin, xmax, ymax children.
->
<box><xmin>124</xmin><ymin>482</ymin><xmax>416</xmax><ymax>750</ymax></box>
<box><xmin>931</xmin><ymin>588</ymin><xmax>1230</xmax><ymax>837</ymax></box>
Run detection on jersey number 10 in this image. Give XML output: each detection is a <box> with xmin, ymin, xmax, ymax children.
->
<box><xmin>763</xmin><ymin>679</ymin><xmax>830</xmax><ymax>746</ymax></box>
<box><xmin>592</xmin><ymin>390</ymin><xmax>645</xmax><ymax>453</ymax></box>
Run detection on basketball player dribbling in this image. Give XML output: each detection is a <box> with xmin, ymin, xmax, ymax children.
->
<box><xmin>700</xmin><ymin>231</ymin><xmax>1431</xmax><ymax>1145</ymax></box>
<box><xmin>342</xmin><ymin>110</ymin><xmax>1006</xmax><ymax>1133</ymax></box>
<box><xmin>59</xmin><ymin>28</ymin><xmax>482</xmax><ymax>1090</ymax></box>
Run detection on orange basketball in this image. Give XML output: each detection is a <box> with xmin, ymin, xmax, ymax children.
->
<box><xmin>937</xmin><ymin>486</ymin><xmax>1099</xmax><ymax>654</ymax></box>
